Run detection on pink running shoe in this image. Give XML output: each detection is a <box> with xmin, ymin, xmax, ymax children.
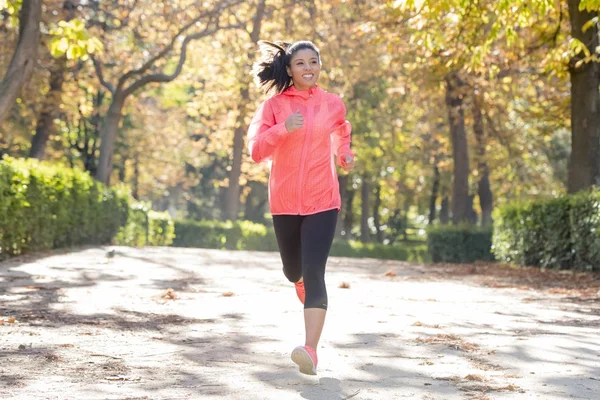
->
<box><xmin>294</xmin><ymin>281</ymin><xmax>305</xmax><ymax>304</ymax></box>
<box><xmin>291</xmin><ymin>345</ymin><xmax>318</xmax><ymax>375</ymax></box>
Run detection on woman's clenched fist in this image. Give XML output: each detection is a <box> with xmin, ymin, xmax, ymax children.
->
<box><xmin>285</xmin><ymin>110</ymin><xmax>304</xmax><ymax>133</ymax></box>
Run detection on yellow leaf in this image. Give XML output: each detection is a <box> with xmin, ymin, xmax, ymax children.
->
<box><xmin>66</xmin><ymin>46</ymin><xmax>75</xmax><ymax>60</ymax></box>
<box><xmin>582</xmin><ymin>17</ymin><xmax>598</xmax><ymax>33</ymax></box>
<box><xmin>57</xmin><ymin>37</ymin><xmax>69</xmax><ymax>53</ymax></box>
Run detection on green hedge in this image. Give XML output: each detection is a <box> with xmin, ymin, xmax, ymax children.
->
<box><xmin>330</xmin><ymin>239</ymin><xmax>429</xmax><ymax>262</ymax></box>
<box><xmin>427</xmin><ymin>225</ymin><xmax>494</xmax><ymax>263</ymax></box>
<box><xmin>114</xmin><ymin>203</ymin><xmax>175</xmax><ymax>247</ymax></box>
<box><xmin>172</xmin><ymin>219</ymin><xmax>278</xmax><ymax>251</ymax></box>
<box><xmin>172</xmin><ymin>219</ymin><xmax>428</xmax><ymax>261</ymax></box>
<box><xmin>493</xmin><ymin>190</ymin><xmax>600</xmax><ymax>271</ymax></box>
<box><xmin>0</xmin><ymin>157</ymin><xmax>129</xmax><ymax>259</ymax></box>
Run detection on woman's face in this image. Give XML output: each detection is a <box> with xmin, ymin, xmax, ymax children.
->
<box><xmin>287</xmin><ymin>48</ymin><xmax>321</xmax><ymax>91</ymax></box>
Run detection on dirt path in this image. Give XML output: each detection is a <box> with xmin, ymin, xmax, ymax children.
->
<box><xmin>1</xmin><ymin>247</ymin><xmax>599</xmax><ymax>400</ymax></box>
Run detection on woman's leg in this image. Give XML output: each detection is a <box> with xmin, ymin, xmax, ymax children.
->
<box><xmin>300</xmin><ymin>209</ymin><xmax>338</xmax><ymax>349</ymax></box>
<box><xmin>272</xmin><ymin>214</ymin><xmax>303</xmax><ymax>284</ymax></box>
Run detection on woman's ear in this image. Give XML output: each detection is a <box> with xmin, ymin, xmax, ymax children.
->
<box><xmin>286</xmin><ymin>66</ymin><xmax>292</xmax><ymax>77</ymax></box>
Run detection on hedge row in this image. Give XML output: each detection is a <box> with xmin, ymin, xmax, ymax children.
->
<box><xmin>114</xmin><ymin>203</ymin><xmax>175</xmax><ymax>247</ymax></box>
<box><xmin>172</xmin><ymin>219</ymin><xmax>428</xmax><ymax>261</ymax></box>
<box><xmin>427</xmin><ymin>225</ymin><xmax>494</xmax><ymax>263</ymax></box>
<box><xmin>172</xmin><ymin>219</ymin><xmax>278</xmax><ymax>251</ymax></box>
<box><xmin>330</xmin><ymin>239</ymin><xmax>428</xmax><ymax>262</ymax></box>
<box><xmin>0</xmin><ymin>157</ymin><xmax>129</xmax><ymax>259</ymax></box>
<box><xmin>493</xmin><ymin>190</ymin><xmax>600</xmax><ymax>271</ymax></box>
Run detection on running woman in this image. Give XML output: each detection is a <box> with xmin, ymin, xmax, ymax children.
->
<box><xmin>247</xmin><ymin>40</ymin><xmax>355</xmax><ymax>375</ymax></box>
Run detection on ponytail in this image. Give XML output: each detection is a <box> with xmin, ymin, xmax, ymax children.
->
<box><xmin>253</xmin><ymin>40</ymin><xmax>293</xmax><ymax>94</ymax></box>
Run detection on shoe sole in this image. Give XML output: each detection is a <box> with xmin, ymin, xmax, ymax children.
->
<box><xmin>291</xmin><ymin>346</ymin><xmax>317</xmax><ymax>375</ymax></box>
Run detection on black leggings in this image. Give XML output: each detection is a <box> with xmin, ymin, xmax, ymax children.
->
<box><xmin>272</xmin><ymin>209</ymin><xmax>338</xmax><ymax>310</ymax></box>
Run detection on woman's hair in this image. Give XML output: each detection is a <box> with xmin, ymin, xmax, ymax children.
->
<box><xmin>253</xmin><ymin>40</ymin><xmax>321</xmax><ymax>94</ymax></box>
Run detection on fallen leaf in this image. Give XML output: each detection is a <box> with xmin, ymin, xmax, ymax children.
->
<box><xmin>385</xmin><ymin>270</ymin><xmax>397</xmax><ymax>277</ymax></box>
<box><xmin>8</xmin><ymin>317</ymin><xmax>16</xmax><ymax>323</ymax></box>
<box><xmin>339</xmin><ymin>282</ymin><xmax>351</xmax><ymax>289</ymax></box>
<box><xmin>105</xmin><ymin>375</ymin><xmax>141</xmax><ymax>381</ymax></box>
<box><xmin>465</xmin><ymin>374</ymin><xmax>487</xmax><ymax>382</ymax></box>
<box><xmin>162</xmin><ymin>288</ymin><xmax>178</xmax><ymax>300</ymax></box>
<box><xmin>222</xmin><ymin>292</ymin><xmax>234</xmax><ymax>297</ymax></box>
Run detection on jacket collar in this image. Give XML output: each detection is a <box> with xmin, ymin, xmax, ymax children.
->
<box><xmin>282</xmin><ymin>84</ymin><xmax>321</xmax><ymax>99</ymax></box>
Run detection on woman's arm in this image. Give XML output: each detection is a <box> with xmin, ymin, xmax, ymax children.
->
<box><xmin>247</xmin><ymin>99</ymin><xmax>289</xmax><ymax>163</ymax></box>
<box><xmin>330</xmin><ymin>95</ymin><xmax>354</xmax><ymax>168</ymax></box>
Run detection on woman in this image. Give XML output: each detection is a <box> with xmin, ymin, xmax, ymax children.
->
<box><xmin>247</xmin><ymin>40</ymin><xmax>354</xmax><ymax>375</ymax></box>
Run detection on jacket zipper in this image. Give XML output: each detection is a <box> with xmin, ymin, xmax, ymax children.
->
<box><xmin>297</xmin><ymin>94</ymin><xmax>313</xmax><ymax>214</ymax></box>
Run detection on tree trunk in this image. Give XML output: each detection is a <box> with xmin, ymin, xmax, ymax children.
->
<box><xmin>29</xmin><ymin>61</ymin><xmax>67</xmax><ymax>159</ymax></box>
<box><xmin>243</xmin><ymin>181</ymin><xmax>268</xmax><ymax>223</ymax></box>
<box><xmin>225</xmin><ymin>111</ymin><xmax>246</xmax><ymax>221</ymax></box>
<box><xmin>118</xmin><ymin>156</ymin><xmax>126</xmax><ymax>182</ymax></box>
<box><xmin>429</xmin><ymin>163</ymin><xmax>440</xmax><ymax>225</ymax></box>
<box><xmin>336</xmin><ymin>175</ymin><xmax>348</xmax><ymax>238</ymax></box>
<box><xmin>472</xmin><ymin>89</ymin><xmax>493</xmax><ymax>226</ymax></box>
<box><xmin>96</xmin><ymin>96</ymin><xmax>125</xmax><ymax>184</ymax></box>
<box><xmin>29</xmin><ymin>1</ymin><xmax>75</xmax><ymax>159</ymax></box>
<box><xmin>440</xmin><ymin>196</ymin><xmax>449</xmax><ymax>225</ymax></box>
<box><xmin>445</xmin><ymin>73</ymin><xmax>471</xmax><ymax>224</ymax></box>
<box><xmin>373</xmin><ymin>184</ymin><xmax>383</xmax><ymax>243</ymax></box>
<box><xmin>343</xmin><ymin>188</ymin><xmax>355</xmax><ymax>239</ymax></box>
<box><xmin>360</xmin><ymin>177</ymin><xmax>370</xmax><ymax>243</ymax></box>
<box><xmin>133</xmin><ymin>153</ymin><xmax>140</xmax><ymax>200</ymax></box>
<box><xmin>0</xmin><ymin>0</ymin><xmax>42</xmax><ymax>125</ymax></box>
<box><xmin>224</xmin><ymin>0</ymin><xmax>266</xmax><ymax>221</ymax></box>
<box><xmin>567</xmin><ymin>0</ymin><xmax>600</xmax><ymax>193</ymax></box>
<box><xmin>93</xmin><ymin>3</ymin><xmax>244</xmax><ymax>184</ymax></box>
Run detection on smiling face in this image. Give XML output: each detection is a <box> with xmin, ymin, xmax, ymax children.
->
<box><xmin>287</xmin><ymin>48</ymin><xmax>321</xmax><ymax>91</ymax></box>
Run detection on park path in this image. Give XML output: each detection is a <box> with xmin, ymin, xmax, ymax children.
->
<box><xmin>1</xmin><ymin>246</ymin><xmax>599</xmax><ymax>400</ymax></box>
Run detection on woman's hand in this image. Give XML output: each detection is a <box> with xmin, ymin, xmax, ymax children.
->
<box><xmin>342</xmin><ymin>154</ymin><xmax>355</xmax><ymax>172</ymax></box>
<box><xmin>285</xmin><ymin>110</ymin><xmax>304</xmax><ymax>133</ymax></box>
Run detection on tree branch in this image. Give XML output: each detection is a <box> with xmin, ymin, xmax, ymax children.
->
<box><xmin>122</xmin><ymin>19</ymin><xmax>244</xmax><ymax>97</ymax></box>
<box><xmin>118</xmin><ymin>0</ymin><xmax>245</xmax><ymax>91</ymax></box>
<box><xmin>92</xmin><ymin>56</ymin><xmax>115</xmax><ymax>94</ymax></box>
<box><xmin>85</xmin><ymin>0</ymin><xmax>139</xmax><ymax>32</ymax></box>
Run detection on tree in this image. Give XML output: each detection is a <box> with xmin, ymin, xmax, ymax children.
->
<box><xmin>0</xmin><ymin>0</ymin><xmax>41</xmax><ymax>125</ymax></box>
<box><xmin>224</xmin><ymin>0</ymin><xmax>266</xmax><ymax>221</ymax></box>
<box><xmin>29</xmin><ymin>1</ymin><xmax>93</xmax><ymax>159</ymax></box>
<box><xmin>445</xmin><ymin>72</ymin><xmax>471</xmax><ymax>223</ymax></box>
<box><xmin>567</xmin><ymin>0</ymin><xmax>600</xmax><ymax>193</ymax></box>
<box><xmin>91</xmin><ymin>0</ymin><xmax>245</xmax><ymax>184</ymax></box>
<box><xmin>472</xmin><ymin>87</ymin><xmax>493</xmax><ymax>226</ymax></box>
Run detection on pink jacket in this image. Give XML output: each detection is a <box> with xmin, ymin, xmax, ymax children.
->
<box><xmin>248</xmin><ymin>85</ymin><xmax>354</xmax><ymax>215</ymax></box>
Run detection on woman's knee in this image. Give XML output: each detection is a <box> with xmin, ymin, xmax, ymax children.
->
<box><xmin>303</xmin><ymin>279</ymin><xmax>328</xmax><ymax>309</ymax></box>
<box><xmin>283</xmin><ymin>266</ymin><xmax>302</xmax><ymax>283</ymax></box>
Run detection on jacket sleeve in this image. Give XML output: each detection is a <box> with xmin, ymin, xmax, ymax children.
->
<box><xmin>329</xmin><ymin>95</ymin><xmax>354</xmax><ymax>167</ymax></box>
<box><xmin>247</xmin><ymin>99</ymin><xmax>289</xmax><ymax>163</ymax></box>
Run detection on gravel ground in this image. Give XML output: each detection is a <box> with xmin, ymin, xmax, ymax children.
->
<box><xmin>1</xmin><ymin>246</ymin><xmax>599</xmax><ymax>400</ymax></box>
